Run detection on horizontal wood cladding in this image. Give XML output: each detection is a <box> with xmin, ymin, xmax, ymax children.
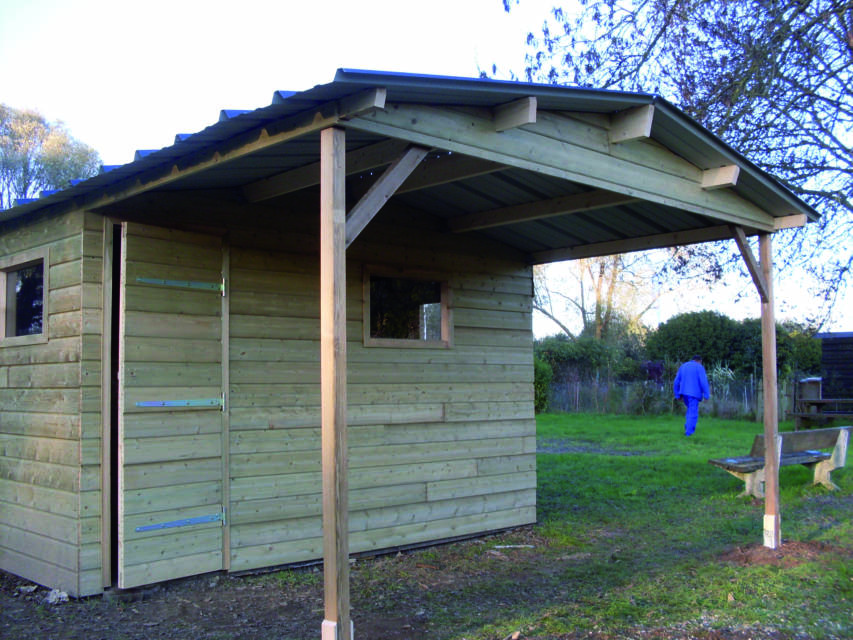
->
<box><xmin>226</xmin><ymin>210</ymin><xmax>536</xmax><ymax>574</ymax></box>
<box><xmin>0</xmin><ymin>212</ymin><xmax>87</xmax><ymax>595</ymax></box>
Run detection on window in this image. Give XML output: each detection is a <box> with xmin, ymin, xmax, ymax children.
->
<box><xmin>1</xmin><ymin>248</ymin><xmax>48</xmax><ymax>344</ymax></box>
<box><xmin>364</xmin><ymin>270</ymin><xmax>451</xmax><ymax>348</ymax></box>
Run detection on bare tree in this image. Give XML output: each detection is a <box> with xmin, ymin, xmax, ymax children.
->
<box><xmin>499</xmin><ymin>0</ymin><xmax>853</xmax><ymax>325</ymax></box>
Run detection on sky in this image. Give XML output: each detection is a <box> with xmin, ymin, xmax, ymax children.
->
<box><xmin>1</xmin><ymin>0</ymin><xmax>849</xmax><ymax>335</ymax></box>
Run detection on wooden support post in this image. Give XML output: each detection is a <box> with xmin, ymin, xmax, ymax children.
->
<box><xmin>759</xmin><ymin>233</ymin><xmax>781</xmax><ymax>549</ymax></box>
<box><xmin>320</xmin><ymin>127</ymin><xmax>352</xmax><ymax>639</ymax></box>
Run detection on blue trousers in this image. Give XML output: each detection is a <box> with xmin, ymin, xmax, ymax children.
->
<box><xmin>682</xmin><ymin>396</ymin><xmax>700</xmax><ymax>436</ymax></box>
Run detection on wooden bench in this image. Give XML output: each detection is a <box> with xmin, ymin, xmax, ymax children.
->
<box><xmin>708</xmin><ymin>426</ymin><xmax>850</xmax><ymax>498</ymax></box>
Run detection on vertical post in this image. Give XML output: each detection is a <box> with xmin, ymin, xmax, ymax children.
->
<box><xmin>320</xmin><ymin>127</ymin><xmax>352</xmax><ymax>640</ymax></box>
<box><xmin>759</xmin><ymin>233</ymin><xmax>781</xmax><ymax>549</ymax></box>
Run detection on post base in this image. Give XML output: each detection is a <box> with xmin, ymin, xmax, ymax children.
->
<box><xmin>763</xmin><ymin>514</ymin><xmax>780</xmax><ymax>549</ymax></box>
<box><xmin>322</xmin><ymin>619</ymin><xmax>354</xmax><ymax>640</ymax></box>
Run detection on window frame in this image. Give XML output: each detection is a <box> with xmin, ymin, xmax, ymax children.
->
<box><xmin>362</xmin><ymin>267</ymin><xmax>453</xmax><ymax>349</ymax></box>
<box><xmin>0</xmin><ymin>247</ymin><xmax>50</xmax><ymax>346</ymax></box>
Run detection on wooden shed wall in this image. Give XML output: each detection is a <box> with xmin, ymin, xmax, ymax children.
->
<box><xmin>226</xmin><ymin>203</ymin><xmax>536</xmax><ymax>572</ymax></box>
<box><xmin>820</xmin><ymin>335</ymin><xmax>853</xmax><ymax>398</ymax></box>
<box><xmin>0</xmin><ymin>210</ymin><xmax>96</xmax><ymax>596</ymax></box>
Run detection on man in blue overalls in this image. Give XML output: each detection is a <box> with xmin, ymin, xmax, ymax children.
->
<box><xmin>673</xmin><ymin>355</ymin><xmax>710</xmax><ymax>436</ymax></box>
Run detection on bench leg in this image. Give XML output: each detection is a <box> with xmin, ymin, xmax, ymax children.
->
<box><xmin>727</xmin><ymin>468</ymin><xmax>765</xmax><ymax>498</ymax></box>
<box><xmin>810</xmin><ymin>460</ymin><xmax>839</xmax><ymax>491</ymax></box>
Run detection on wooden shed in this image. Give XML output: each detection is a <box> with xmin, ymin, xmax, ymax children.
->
<box><xmin>0</xmin><ymin>70</ymin><xmax>817</xmax><ymax>611</ymax></box>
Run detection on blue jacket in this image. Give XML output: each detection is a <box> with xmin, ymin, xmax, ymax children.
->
<box><xmin>673</xmin><ymin>360</ymin><xmax>710</xmax><ymax>400</ymax></box>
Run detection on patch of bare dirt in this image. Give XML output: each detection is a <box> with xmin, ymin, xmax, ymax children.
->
<box><xmin>718</xmin><ymin>539</ymin><xmax>845</xmax><ymax>568</ymax></box>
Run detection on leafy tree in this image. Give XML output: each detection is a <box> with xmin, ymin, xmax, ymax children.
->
<box><xmin>646</xmin><ymin>311</ymin><xmax>820</xmax><ymax>375</ymax></box>
<box><xmin>645</xmin><ymin>310</ymin><xmax>740</xmax><ymax>365</ymax></box>
<box><xmin>499</xmin><ymin>0</ymin><xmax>852</xmax><ymax>325</ymax></box>
<box><xmin>0</xmin><ymin>105</ymin><xmax>100</xmax><ymax>209</ymax></box>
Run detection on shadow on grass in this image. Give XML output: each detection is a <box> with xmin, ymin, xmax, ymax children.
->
<box><xmin>350</xmin><ymin>414</ymin><xmax>851</xmax><ymax>639</ymax></box>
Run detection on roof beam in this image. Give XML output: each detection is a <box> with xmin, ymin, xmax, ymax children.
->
<box><xmin>702</xmin><ymin>165</ymin><xmax>740</xmax><ymax>190</ymax></box>
<box><xmin>609</xmin><ymin>105</ymin><xmax>654</xmax><ymax>144</ymax></box>
<box><xmin>242</xmin><ymin>138</ymin><xmax>409</xmax><ymax>202</ymax></box>
<box><xmin>449</xmin><ymin>189</ymin><xmax>638</xmax><ymax>233</ymax></box>
<box><xmin>346</xmin><ymin>103</ymin><xmax>776</xmax><ymax>231</ymax></box>
<box><xmin>346</xmin><ymin>146</ymin><xmax>430</xmax><ymax>247</ymax></box>
<box><xmin>530</xmin><ymin>224</ymin><xmax>750</xmax><ymax>264</ymax></box>
<box><xmin>731</xmin><ymin>224</ymin><xmax>769</xmax><ymax>302</ymax></box>
<box><xmin>494</xmin><ymin>97</ymin><xmax>537</xmax><ymax>132</ymax></box>
<box><xmin>774</xmin><ymin>213</ymin><xmax>807</xmax><ymax>230</ymax></box>
<box><xmin>396</xmin><ymin>153</ymin><xmax>506</xmax><ymax>194</ymax></box>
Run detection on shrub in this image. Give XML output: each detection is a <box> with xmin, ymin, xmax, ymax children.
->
<box><xmin>533</xmin><ymin>356</ymin><xmax>553</xmax><ymax>413</ymax></box>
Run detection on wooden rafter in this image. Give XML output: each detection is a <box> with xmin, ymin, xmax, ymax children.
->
<box><xmin>242</xmin><ymin>138</ymin><xmax>409</xmax><ymax>202</ymax></box>
<box><xmin>494</xmin><ymin>97</ymin><xmax>537</xmax><ymax>132</ymax></box>
<box><xmin>448</xmin><ymin>189</ymin><xmax>638</xmax><ymax>233</ymax></box>
<box><xmin>530</xmin><ymin>224</ymin><xmax>746</xmax><ymax>264</ymax></box>
<box><xmin>702</xmin><ymin>165</ymin><xmax>740</xmax><ymax>190</ymax></box>
<box><xmin>609</xmin><ymin>105</ymin><xmax>654</xmax><ymax>144</ymax></box>
<box><xmin>731</xmin><ymin>225</ymin><xmax>769</xmax><ymax>303</ymax></box>
<box><xmin>396</xmin><ymin>153</ymin><xmax>506</xmax><ymax>194</ymax></box>
<box><xmin>345</xmin><ymin>146</ymin><xmax>430</xmax><ymax>247</ymax></box>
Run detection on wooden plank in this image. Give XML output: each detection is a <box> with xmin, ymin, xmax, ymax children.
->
<box><xmin>221</xmin><ymin>242</ymin><xmax>231</xmax><ymax>571</ymax></box>
<box><xmin>242</xmin><ymin>138</ymin><xmax>410</xmax><ymax>202</ymax></box>
<box><xmin>123</xmin><ymin>457</ymin><xmax>222</xmax><ymax>491</ymax></box>
<box><xmin>449</xmin><ymin>190</ymin><xmax>639</xmax><ymax>233</ymax></box>
<box><xmin>774</xmin><ymin>214</ymin><xmax>808</xmax><ymax>230</ymax></box>
<box><xmin>0</xmin><ymin>336</ymin><xmax>80</xmax><ymax>365</ymax></box>
<box><xmin>120</xmin><ymin>549</ymin><xmax>222</xmax><ymax>589</ymax></box>
<box><xmin>731</xmin><ymin>225</ymin><xmax>769</xmax><ymax>303</ymax></box>
<box><xmin>0</xmin><ymin>546</ymin><xmax>79</xmax><ymax>596</ymax></box>
<box><xmin>7</xmin><ymin>363</ymin><xmax>80</xmax><ymax>388</ymax></box>
<box><xmin>0</xmin><ymin>433</ymin><xmax>80</xmax><ymax>465</ymax></box>
<box><xmin>0</xmin><ymin>523</ymin><xmax>78</xmax><ymax>570</ymax></box>
<box><xmin>122</xmin><ymin>433</ymin><xmax>222</xmax><ymax>465</ymax></box>
<box><xmin>702</xmin><ymin>165</ymin><xmax>740</xmax><ymax>190</ymax></box>
<box><xmin>0</xmin><ymin>412</ymin><xmax>80</xmax><ymax>439</ymax></box>
<box><xmin>531</xmin><ymin>223</ymin><xmax>751</xmax><ymax>264</ymax></box>
<box><xmin>0</xmin><ymin>457</ymin><xmax>80</xmax><ymax>492</ymax></box>
<box><xmin>427</xmin><ymin>471</ymin><xmax>536</xmax><ymax>501</ymax></box>
<box><xmin>494</xmin><ymin>96</ymin><xmax>537</xmax><ymax>132</ymax></box>
<box><xmin>346</xmin><ymin>145</ymin><xmax>430</xmax><ymax>247</ymax></box>
<box><xmin>760</xmin><ymin>232</ymin><xmax>780</xmax><ymax>549</ymax></box>
<box><xmin>609</xmin><ymin>105</ymin><xmax>654</xmax><ymax>144</ymax></box>
<box><xmin>1</xmin><ymin>502</ymin><xmax>78</xmax><ymax>541</ymax></box>
<box><xmin>122</xmin><ymin>480</ymin><xmax>222</xmax><ymax>515</ymax></box>
<box><xmin>319</xmin><ymin>125</ymin><xmax>351</xmax><ymax>639</ymax></box>
<box><xmin>0</xmin><ymin>478</ymin><xmax>79</xmax><ymax>518</ymax></box>
<box><xmin>229</xmin><ymin>459</ymin><xmax>476</xmax><ymax>502</ymax></box>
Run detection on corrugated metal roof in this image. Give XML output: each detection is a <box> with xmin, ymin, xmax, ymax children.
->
<box><xmin>1</xmin><ymin>68</ymin><xmax>818</xmax><ymax>261</ymax></box>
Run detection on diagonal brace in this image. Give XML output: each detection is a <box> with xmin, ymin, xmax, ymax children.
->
<box><xmin>731</xmin><ymin>225</ymin><xmax>769</xmax><ymax>303</ymax></box>
<box><xmin>345</xmin><ymin>145</ymin><xmax>429</xmax><ymax>247</ymax></box>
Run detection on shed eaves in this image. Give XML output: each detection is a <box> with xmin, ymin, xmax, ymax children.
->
<box><xmin>0</xmin><ymin>69</ymin><xmax>819</xmax><ymax>243</ymax></box>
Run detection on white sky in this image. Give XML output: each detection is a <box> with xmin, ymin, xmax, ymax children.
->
<box><xmin>1</xmin><ymin>0</ymin><xmax>849</xmax><ymax>334</ymax></box>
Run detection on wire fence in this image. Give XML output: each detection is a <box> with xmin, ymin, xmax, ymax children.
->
<box><xmin>547</xmin><ymin>374</ymin><xmax>792</xmax><ymax>419</ymax></box>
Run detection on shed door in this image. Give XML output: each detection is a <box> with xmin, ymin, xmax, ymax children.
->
<box><xmin>117</xmin><ymin>222</ymin><xmax>225</xmax><ymax>589</ymax></box>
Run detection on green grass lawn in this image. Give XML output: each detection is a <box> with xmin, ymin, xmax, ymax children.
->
<box><xmin>346</xmin><ymin>413</ymin><xmax>852</xmax><ymax>639</ymax></box>
<box><xmin>523</xmin><ymin>413</ymin><xmax>852</xmax><ymax>638</ymax></box>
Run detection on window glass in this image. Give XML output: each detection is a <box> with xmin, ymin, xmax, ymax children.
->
<box><xmin>6</xmin><ymin>263</ymin><xmax>44</xmax><ymax>337</ymax></box>
<box><xmin>369</xmin><ymin>276</ymin><xmax>442</xmax><ymax>341</ymax></box>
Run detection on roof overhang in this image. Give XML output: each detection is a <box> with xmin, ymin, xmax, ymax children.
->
<box><xmin>1</xmin><ymin>69</ymin><xmax>819</xmax><ymax>263</ymax></box>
